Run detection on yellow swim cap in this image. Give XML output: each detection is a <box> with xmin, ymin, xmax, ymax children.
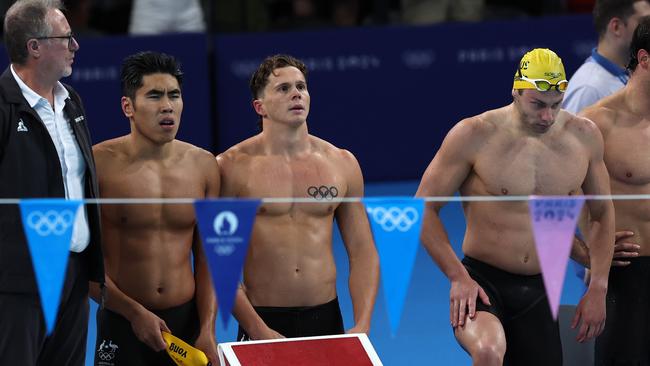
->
<box><xmin>162</xmin><ymin>331</ymin><xmax>210</xmax><ymax>366</ymax></box>
<box><xmin>513</xmin><ymin>48</ymin><xmax>567</xmax><ymax>91</ymax></box>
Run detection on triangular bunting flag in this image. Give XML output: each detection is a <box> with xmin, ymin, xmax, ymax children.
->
<box><xmin>364</xmin><ymin>196</ymin><xmax>424</xmax><ymax>336</ymax></box>
<box><xmin>194</xmin><ymin>199</ymin><xmax>261</xmax><ymax>327</ymax></box>
<box><xmin>19</xmin><ymin>199</ymin><xmax>82</xmax><ymax>334</ymax></box>
<box><xmin>528</xmin><ymin>196</ymin><xmax>585</xmax><ymax>320</ymax></box>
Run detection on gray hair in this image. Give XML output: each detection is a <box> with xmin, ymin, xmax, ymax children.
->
<box><xmin>4</xmin><ymin>0</ymin><xmax>64</xmax><ymax>65</ymax></box>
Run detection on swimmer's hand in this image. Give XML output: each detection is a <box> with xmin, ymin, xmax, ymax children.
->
<box><xmin>450</xmin><ymin>275</ymin><xmax>491</xmax><ymax>328</ymax></box>
<box><xmin>129</xmin><ymin>306</ymin><xmax>170</xmax><ymax>351</ymax></box>
<box><xmin>194</xmin><ymin>330</ymin><xmax>219</xmax><ymax>366</ymax></box>
<box><xmin>249</xmin><ymin>324</ymin><xmax>285</xmax><ymax>340</ymax></box>
<box><xmin>571</xmin><ymin>286</ymin><xmax>606</xmax><ymax>343</ymax></box>
<box><xmin>612</xmin><ymin>231</ymin><xmax>639</xmax><ymax>267</ymax></box>
<box><xmin>346</xmin><ymin>323</ymin><xmax>370</xmax><ymax>334</ymax></box>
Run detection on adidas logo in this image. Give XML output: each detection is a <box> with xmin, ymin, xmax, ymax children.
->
<box><xmin>17</xmin><ymin>119</ymin><xmax>28</xmax><ymax>132</ymax></box>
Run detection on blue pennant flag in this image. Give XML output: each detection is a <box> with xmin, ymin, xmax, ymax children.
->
<box><xmin>194</xmin><ymin>199</ymin><xmax>261</xmax><ymax>327</ymax></box>
<box><xmin>364</xmin><ymin>196</ymin><xmax>424</xmax><ymax>336</ymax></box>
<box><xmin>19</xmin><ymin>199</ymin><xmax>82</xmax><ymax>334</ymax></box>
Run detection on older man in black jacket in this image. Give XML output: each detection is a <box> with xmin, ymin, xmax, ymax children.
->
<box><xmin>0</xmin><ymin>0</ymin><xmax>104</xmax><ymax>365</ymax></box>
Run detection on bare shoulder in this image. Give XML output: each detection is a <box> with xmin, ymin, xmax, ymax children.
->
<box><xmin>564</xmin><ymin>110</ymin><xmax>600</xmax><ymax>135</ymax></box>
<box><xmin>451</xmin><ymin>107</ymin><xmax>502</xmax><ymax>141</ymax></box>
<box><xmin>578</xmin><ymin>92</ymin><xmax>623</xmax><ymax>133</ymax></box>
<box><xmin>216</xmin><ymin>135</ymin><xmax>261</xmax><ymax>172</ymax></box>
<box><xmin>216</xmin><ymin>136</ymin><xmax>262</xmax><ymax>197</ymax></box>
<box><xmin>92</xmin><ymin>136</ymin><xmax>129</xmax><ymax>166</ymax></box>
<box><xmin>438</xmin><ymin>109</ymin><xmax>500</xmax><ymax>156</ymax></box>
<box><xmin>175</xmin><ymin>140</ymin><xmax>214</xmax><ymax>163</ymax></box>
<box><xmin>309</xmin><ymin>135</ymin><xmax>360</xmax><ymax>169</ymax></box>
<box><xmin>562</xmin><ymin>111</ymin><xmax>605</xmax><ymax>154</ymax></box>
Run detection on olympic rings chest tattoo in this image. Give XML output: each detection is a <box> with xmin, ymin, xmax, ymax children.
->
<box><xmin>307</xmin><ymin>185</ymin><xmax>339</xmax><ymax>200</ymax></box>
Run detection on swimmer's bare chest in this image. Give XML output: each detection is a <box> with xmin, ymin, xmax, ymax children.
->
<box><xmin>241</xmin><ymin>156</ymin><xmax>347</xmax><ymax>216</ymax></box>
<box><xmin>469</xmin><ymin>136</ymin><xmax>587</xmax><ymax>196</ymax></box>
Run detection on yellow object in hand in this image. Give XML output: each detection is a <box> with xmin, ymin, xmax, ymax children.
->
<box><xmin>162</xmin><ymin>331</ymin><xmax>210</xmax><ymax>366</ymax></box>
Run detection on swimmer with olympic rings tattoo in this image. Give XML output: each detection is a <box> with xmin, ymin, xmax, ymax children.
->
<box><xmin>217</xmin><ymin>54</ymin><xmax>379</xmax><ymax>341</ymax></box>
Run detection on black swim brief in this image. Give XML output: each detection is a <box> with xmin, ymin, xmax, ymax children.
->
<box><xmin>94</xmin><ymin>299</ymin><xmax>199</xmax><ymax>366</ymax></box>
<box><xmin>596</xmin><ymin>256</ymin><xmax>650</xmax><ymax>366</ymax></box>
<box><xmin>462</xmin><ymin>256</ymin><xmax>562</xmax><ymax>366</ymax></box>
<box><xmin>237</xmin><ymin>297</ymin><xmax>344</xmax><ymax>340</ymax></box>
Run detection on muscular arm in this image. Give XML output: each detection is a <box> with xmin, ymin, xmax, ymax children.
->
<box><xmin>231</xmin><ymin>286</ymin><xmax>284</xmax><ymax>339</ymax></box>
<box><xmin>89</xmin><ymin>276</ymin><xmax>148</xmax><ymax>321</ymax></box>
<box><xmin>415</xmin><ymin>119</ymin><xmax>490</xmax><ymax>327</ymax></box>
<box><xmin>581</xmin><ymin>125</ymin><xmax>614</xmax><ymax>290</ymax></box>
<box><xmin>216</xmin><ymin>152</ymin><xmax>283</xmax><ymax>339</ymax></box>
<box><xmin>572</xmin><ymin>118</ymin><xmax>615</xmax><ymax>342</ymax></box>
<box><xmin>416</xmin><ymin>120</ymin><xmax>475</xmax><ymax>281</ymax></box>
<box><xmin>577</xmin><ymin>107</ymin><xmax>639</xmax><ymax>267</ymax></box>
<box><xmin>335</xmin><ymin>151</ymin><xmax>379</xmax><ymax>334</ymax></box>
<box><xmin>570</xmin><ymin>205</ymin><xmax>591</xmax><ymax>267</ymax></box>
<box><xmin>192</xmin><ymin>155</ymin><xmax>221</xmax><ymax>363</ymax></box>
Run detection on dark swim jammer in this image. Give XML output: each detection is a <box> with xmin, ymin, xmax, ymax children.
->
<box><xmin>462</xmin><ymin>256</ymin><xmax>562</xmax><ymax>366</ymax></box>
<box><xmin>94</xmin><ymin>299</ymin><xmax>199</xmax><ymax>366</ymax></box>
<box><xmin>237</xmin><ymin>297</ymin><xmax>344</xmax><ymax>341</ymax></box>
<box><xmin>596</xmin><ymin>256</ymin><xmax>650</xmax><ymax>366</ymax></box>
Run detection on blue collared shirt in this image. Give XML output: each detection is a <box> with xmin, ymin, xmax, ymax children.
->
<box><xmin>563</xmin><ymin>48</ymin><xmax>628</xmax><ymax>114</ymax></box>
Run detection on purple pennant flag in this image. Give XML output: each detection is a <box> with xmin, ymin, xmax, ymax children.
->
<box><xmin>194</xmin><ymin>199</ymin><xmax>261</xmax><ymax>327</ymax></box>
<box><xmin>528</xmin><ymin>196</ymin><xmax>585</xmax><ymax>320</ymax></box>
<box><xmin>19</xmin><ymin>199</ymin><xmax>82</xmax><ymax>334</ymax></box>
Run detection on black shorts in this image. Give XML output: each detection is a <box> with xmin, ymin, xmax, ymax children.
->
<box><xmin>94</xmin><ymin>299</ymin><xmax>199</xmax><ymax>366</ymax></box>
<box><xmin>462</xmin><ymin>256</ymin><xmax>562</xmax><ymax>366</ymax></box>
<box><xmin>596</xmin><ymin>256</ymin><xmax>650</xmax><ymax>366</ymax></box>
<box><xmin>237</xmin><ymin>297</ymin><xmax>344</xmax><ymax>340</ymax></box>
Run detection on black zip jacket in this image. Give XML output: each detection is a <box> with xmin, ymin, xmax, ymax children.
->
<box><xmin>0</xmin><ymin>67</ymin><xmax>104</xmax><ymax>294</ymax></box>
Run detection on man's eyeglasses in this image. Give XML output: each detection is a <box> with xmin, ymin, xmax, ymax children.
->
<box><xmin>34</xmin><ymin>33</ymin><xmax>75</xmax><ymax>50</ymax></box>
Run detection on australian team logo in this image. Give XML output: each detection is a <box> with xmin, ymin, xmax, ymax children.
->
<box><xmin>96</xmin><ymin>339</ymin><xmax>119</xmax><ymax>365</ymax></box>
<box><xmin>26</xmin><ymin>209</ymin><xmax>75</xmax><ymax>236</ymax></box>
<box><xmin>367</xmin><ymin>206</ymin><xmax>419</xmax><ymax>232</ymax></box>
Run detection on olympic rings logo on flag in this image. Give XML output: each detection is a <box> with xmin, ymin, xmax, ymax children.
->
<box><xmin>26</xmin><ymin>209</ymin><xmax>75</xmax><ymax>236</ymax></box>
<box><xmin>368</xmin><ymin>206</ymin><xmax>419</xmax><ymax>232</ymax></box>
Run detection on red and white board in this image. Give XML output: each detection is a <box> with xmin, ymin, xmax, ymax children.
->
<box><xmin>218</xmin><ymin>333</ymin><xmax>383</xmax><ymax>366</ymax></box>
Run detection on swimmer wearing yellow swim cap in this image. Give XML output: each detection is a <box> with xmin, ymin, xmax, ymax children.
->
<box><xmin>513</xmin><ymin>48</ymin><xmax>568</xmax><ymax>92</ymax></box>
